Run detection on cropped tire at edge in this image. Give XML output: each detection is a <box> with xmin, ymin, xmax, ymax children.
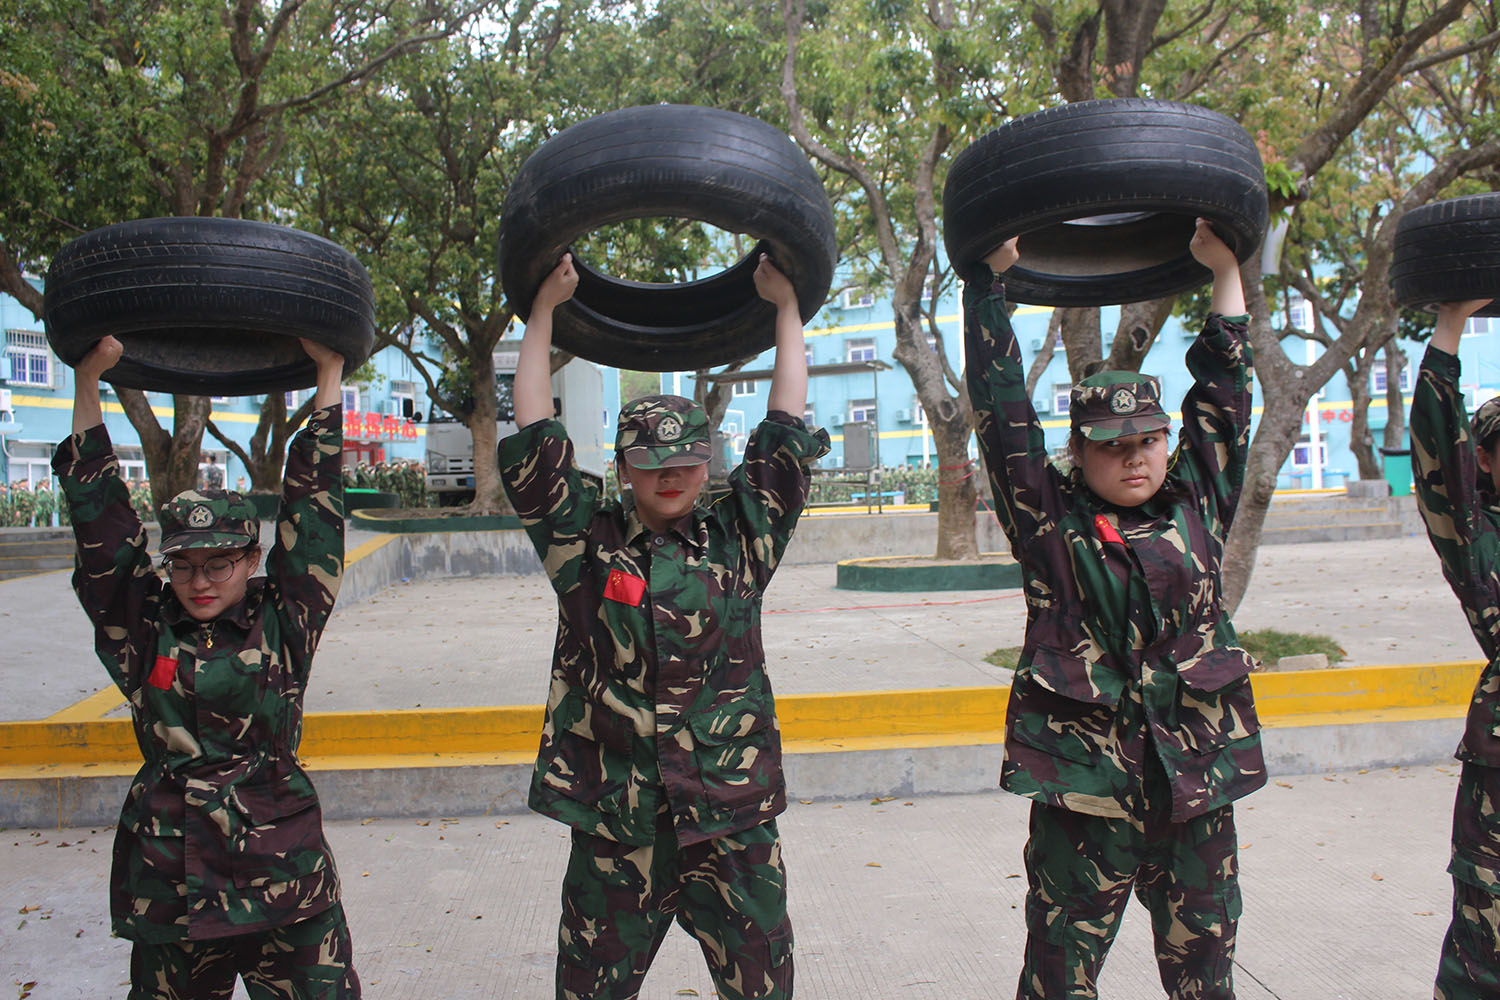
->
<box><xmin>497</xmin><ymin>104</ymin><xmax>838</xmax><ymax>372</ymax></box>
<box><xmin>942</xmin><ymin>98</ymin><xmax>1268</xmax><ymax>307</ymax></box>
<box><xmin>44</xmin><ymin>217</ymin><xmax>377</xmax><ymax>396</ymax></box>
<box><xmin>1391</xmin><ymin>193</ymin><xmax>1500</xmax><ymax>317</ymax></box>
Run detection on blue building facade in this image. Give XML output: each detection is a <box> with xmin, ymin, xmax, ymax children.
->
<box><xmin>675</xmin><ymin>284</ymin><xmax>1499</xmax><ymax>491</ymax></box>
<box><xmin>4</xmin><ymin>273</ymin><xmax>1495</xmax><ymax>497</ymax></box>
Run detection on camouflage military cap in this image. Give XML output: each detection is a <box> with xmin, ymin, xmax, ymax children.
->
<box><xmin>1473</xmin><ymin>395</ymin><xmax>1500</xmax><ymax>451</ymax></box>
<box><xmin>1070</xmin><ymin>370</ymin><xmax>1171</xmax><ymax>441</ymax></box>
<box><xmin>615</xmin><ymin>394</ymin><xmax>712</xmax><ymax>469</ymax></box>
<box><xmin>158</xmin><ymin>489</ymin><xmax>259</xmax><ymax>554</ymax></box>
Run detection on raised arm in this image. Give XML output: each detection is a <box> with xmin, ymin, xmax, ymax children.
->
<box><xmin>1430</xmin><ymin>298</ymin><xmax>1491</xmax><ymax>357</ymax></box>
<box><xmin>266</xmin><ymin>340</ymin><xmax>347</xmax><ymax>679</ymax></box>
<box><xmin>758</xmin><ymin>254</ymin><xmax>808</xmax><ymax>416</ymax></box>
<box><xmin>1190</xmin><ymin>218</ymin><xmax>1245</xmax><ymax>317</ymax></box>
<box><xmin>1411</xmin><ymin>298</ymin><xmax>1498</xmax><ymax>659</ymax></box>
<box><xmin>1172</xmin><ymin>220</ymin><xmax>1254</xmax><ymax>530</ymax></box>
<box><xmin>55</xmin><ymin>334</ymin><xmax>159</xmax><ymax>695</ymax></box>
<box><xmin>514</xmin><ymin>254</ymin><xmax>578</xmax><ymax>427</ymax></box>
<box><xmin>962</xmin><ymin>237</ymin><xmax>1063</xmax><ymax>556</ymax></box>
<box><xmin>71</xmin><ymin>336</ymin><xmax>123</xmax><ymax>433</ymax></box>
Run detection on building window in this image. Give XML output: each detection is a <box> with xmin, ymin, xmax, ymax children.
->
<box><xmin>5</xmin><ymin>330</ymin><xmax>54</xmax><ymax>387</ymax></box>
<box><xmin>731</xmin><ymin>380</ymin><xmax>756</xmax><ymax>397</ymax></box>
<box><xmin>842</xmin><ymin>289</ymin><xmax>875</xmax><ymax>309</ymax></box>
<box><xmin>389</xmin><ymin>379</ymin><xmax>417</xmax><ymax>416</ymax></box>
<box><xmin>1372</xmin><ymin>359</ymin><xmax>1412</xmax><ymax>394</ymax></box>
<box><xmin>847</xmin><ymin>338</ymin><xmax>877</xmax><ymax>363</ymax></box>
<box><xmin>804</xmin><ymin>348</ymin><xmax>814</xmax><ymax>367</ymax></box>
<box><xmin>341</xmin><ymin>386</ymin><xmax>360</xmax><ymax>411</ymax></box>
<box><xmin>1052</xmin><ymin>382</ymin><xmax>1073</xmax><ymax>415</ymax></box>
<box><xmin>803</xmin><ymin>408</ymin><xmax>816</xmax><ymax>426</ymax></box>
<box><xmin>1291</xmin><ymin>438</ymin><xmax>1329</xmax><ymax>468</ymax></box>
<box><xmin>1471</xmin><ymin>316</ymin><xmax>1493</xmax><ymax>335</ymax></box>
<box><xmin>1287</xmin><ymin>297</ymin><xmax>1314</xmax><ymax>332</ymax></box>
<box><xmin>912</xmin><ymin>396</ymin><xmax>927</xmax><ymax>425</ymax></box>
<box><xmin>849</xmin><ymin>398</ymin><xmax>877</xmax><ymax>423</ymax></box>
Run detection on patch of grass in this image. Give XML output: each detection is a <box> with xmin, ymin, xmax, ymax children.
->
<box><xmin>1237</xmin><ymin>629</ymin><xmax>1345</xmax><ymax>666</ymax></box>
<box><xmin>987</xmin><ymin>631</ymin><xmax>1345</xmax><ymax>672</ymax></box>
<box><xmin>984</xmin><ymin>646</ymin><xmax>1024</xmax><ymax>669</ymax></box>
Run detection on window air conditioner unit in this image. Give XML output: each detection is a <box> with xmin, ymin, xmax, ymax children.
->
<box><xmin>828</xmin><ymin>415</ymin><xmax>844</xmax><ymax>427</ymax></box>
<box><xmin>895</xmin><ymin>408</ymin><xmax>911</xmax><ymax>423</ymax></box>
<box><xmin>1034</xmin><ymin>396</ymin><xmax>1050</xmax><ymax>414</ymax></box>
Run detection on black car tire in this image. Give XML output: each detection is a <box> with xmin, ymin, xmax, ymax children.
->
<box><xmin>942</xmin><ymin>98</ymin><xmax>1268</xmax><ymax>306</ymax></box>
<box><xmin>44</xmin><ymin>217</ymin><xmax>376</xmax><ymax>395</ymax></box>
<box><xmin>497</xmin><ymin>104</ymin><xmax>837</xmax><ymax>371</ymax></box>
<box><xmin>1391</xmin><ymin>194</ymin><xmax>1500</xmax><ymax>317</ymax></box>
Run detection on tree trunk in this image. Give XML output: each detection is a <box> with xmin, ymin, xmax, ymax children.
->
<box><xmin>1105</xmin><ymin>296</ymin><xmax>1176</xmax><ymax>373</ymax></box>
<box><xmin>1383</xmin><ymin>340</ymin><xmax>1408</xmax><ymax>452</ymax></box>
<box><xmin>1346</xmin><ymin>361</ymin><xmax>1381</xmax><ymax>481</ymax></box>
<box><xmin>893</xmin><ymin>309</ymin><xmax>977</xmax><ymax>559</ymax></box>
<box><xmin>464</xmin><ymin>349</ymin><xmax>505</xmax><ymax>514</ymax></box>
<box><xmin>115</xmin><ymin>387</ymin><xmax>212</xmax><ymax>510</ymax></box>
<box><xmin>1060</xmin><ymin>306</ymin><xmax>1103</xmax><ymax>381</ymax></box>
<box><xmin>207</xmin><ymin>393</ymin><xmax>319</xmax><ymax>493</ymax></box>
<box><xmin>1344</xmin><ymin>334</ymin><xmax>1388</xmax><ymax>480</ymax></box>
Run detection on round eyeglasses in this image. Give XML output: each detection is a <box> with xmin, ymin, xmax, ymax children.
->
<box><xmin>161</xmin><ymin>550</ymin><xmax>251</xmax><ymax>585</ymax></box>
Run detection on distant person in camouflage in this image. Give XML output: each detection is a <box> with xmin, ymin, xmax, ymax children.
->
<box><xmin>964</xmin><ymin>220</ymin><xmax>1264</xmax><ymax>999</ymax></box>
<box><xmin>55</xmin><ymin>333</ymin><xmax>360</xmax><ymax>1000</ymax></box>
<box><xmin>1408</xmin><ymin>295</ymin><xmax>1500</xmax><ymax>1000</ymax></box>
<box><xmin>499</xmin><ymin>252</ymin><xmax>829</xmax><ymax>1000</ymax></box>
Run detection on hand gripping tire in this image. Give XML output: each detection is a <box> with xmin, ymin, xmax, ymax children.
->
<box><xmin>942</xmin><ymin>98</ymin><xmax>1268</xmax><ymax>306</ymax></box>
<box><xmin>44</xmin><ymin>217</ymin><xmax>376</xmax><ymax>395</ymax></box>
<box><xmin>497</xmin><ymin>104</ymin><xmax>837</xmax><ymax>372</ymax></box>
<box><xmin>1391</xmin><ymin>194</ymin><xmax>1500</xmax><ymax>317</ymax></box>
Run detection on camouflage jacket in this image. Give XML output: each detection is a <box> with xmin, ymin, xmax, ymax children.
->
<box><xmin>53</xmin><ymin>408</ymin><xmax>345</xmax><ymax>944</ymax></box>
<box><xmin>1410</xmin><ymin>345</ymin><xmax>1500</xmax><ymax>768</ymax></box>
<box><xmin>498</xmin><ymin>413</ymin><xmax>830</xmax><ymax>847</ymax></box>
<box><xmin>964</xmin><ymin>268</ymin><xmax>1265</xmax><ymax>821</ymax></box>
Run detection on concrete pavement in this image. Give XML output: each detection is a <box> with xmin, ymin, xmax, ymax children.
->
<box><xmin>0</xmin><ymin>763</ymin><xmax>1461</xmax><ymax>999</ymax></box>
<box><xmin>0</xmin><ymin>531</ymin><xmax>1481</xmax><ymax>721</ymax></box>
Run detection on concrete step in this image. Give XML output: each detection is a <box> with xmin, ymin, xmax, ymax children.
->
<box><xmin>0</xmin><ymin>662</ymin><xmax>1475</xmax><ymax>827</ymax></box>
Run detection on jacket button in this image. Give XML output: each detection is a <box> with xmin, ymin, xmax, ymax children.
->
<box><xmin>654</xmin><ymin>536</ymin><xmax>667</xmax><ymax>545</ymax></box>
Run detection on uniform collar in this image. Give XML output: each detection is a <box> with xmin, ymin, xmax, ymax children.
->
<box><xmin>622</xmin><ymin>495</ymin><xmax>708</xmax><ymax>556</ymax></box>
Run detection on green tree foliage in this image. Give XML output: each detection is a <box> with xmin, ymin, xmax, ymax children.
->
<box><xmin>0</xmin><ymin>0</ymin><xmax>472</xmax><ymax>508</ymax></box>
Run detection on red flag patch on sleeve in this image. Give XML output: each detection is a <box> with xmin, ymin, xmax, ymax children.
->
<box><xmin>147</xmin><ymin>655</ymin><xmax>178</xmax><ymax>690</ymax></box>
<box><xmin>1094</xmin><ymin>514</ymin><xmax>1124</xmax><ymax>546</ymax></box>
<box><xmin>603</xmin><ymin>569</ymin><xmax>647</xmax><ymax>606</ymax></box>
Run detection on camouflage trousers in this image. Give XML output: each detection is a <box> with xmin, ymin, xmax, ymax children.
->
<box><xmin>556</xmin><ymin>811</ymin><xmax>793</xmax><ymax>1000</ymax></box>
<box><xmin>1017</xmin><ymin>776</ymin><xmax>1240</xmax><ymax>1000</ymax></box>
<box><xmin>1434</xmin><ymin>761</ymin><xmax>1500</xmax><ymax>1000</ymax></box>
<box><xmin>128</xmin><ymin>902</ymin><xmax>359</xmax><ymax>1000</ymax></box>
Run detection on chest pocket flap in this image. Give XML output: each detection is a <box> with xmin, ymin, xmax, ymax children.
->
<box><xmin>225</xmin><ymin>775</ymin><xmax>326</xmax><ymax>889</ymax></box>
<box><xmin>1176</xmin><ymin>645</ymin><xmax>1256</xmax><ymax>693</ymax></box>
<box><xmin>1023</xmin><ymin>643</ymin><xmax>1126</xmax><ymax>707</ymax></box>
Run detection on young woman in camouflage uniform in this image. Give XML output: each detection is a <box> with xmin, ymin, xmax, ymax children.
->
<box><xmin>1407</xmin><ymin>296</ymin><xmax>1500</xmax><ymax>1000</ymax></box>
<box><xmin>56</xmin><ymin>334</ymin><xmax>359</xmax><ymax>999</ymax></box>
<box><xmin>964</xmin><ymin>221</ymin><xmax>1264</xmax><ymax>999</ymax></box>
<box><xmin>498</xmin><ymin>252</ymin><xmax>828</xmax><ymax>1000</ymax></box>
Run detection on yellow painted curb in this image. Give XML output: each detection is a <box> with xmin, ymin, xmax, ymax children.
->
<box><xmin>1</xmin><ymin>662</ymin><xmax>1482</xmax><ymax>771</ymax></box>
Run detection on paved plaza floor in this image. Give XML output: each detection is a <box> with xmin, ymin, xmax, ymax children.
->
<box><xmin>0</xmin><ymin>763</ymin><xmax>1462</xmax><ymax>999</ymax></box>
<box><xmin>1</xmin><ymin>532</ymin><xmax>1483</xmax><ymax>722</ymax></box>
